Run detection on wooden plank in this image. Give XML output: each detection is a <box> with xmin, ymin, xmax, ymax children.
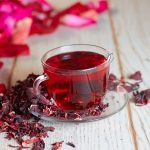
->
<box><xmin>0</xmin><ymin>58</ymin><xmax>15</xmax><ymax>87</ymax></box>
<box><xmin>0</xmin><ymin>1</ymin><xmax>134</xmax><ymax>150</ymax></box>
<box><xmin>109</xmin><ymin>0</ymin><xmax>150</xmax><ymax>149</ymax></box>
<box><xmin>0</xmin><ymin>58</ymin><xmax>21</xmax><ymax>149</ymax></box>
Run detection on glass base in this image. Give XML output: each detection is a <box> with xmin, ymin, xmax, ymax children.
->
<box><xmin>30</xmin><ymin>89</ymin><xmax>129</xmax><ymax>122</ymax></box>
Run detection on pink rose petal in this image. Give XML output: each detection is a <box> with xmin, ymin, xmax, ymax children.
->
<box><xmin>88</xmin><ymin>0</ymin><xmax>108</xmax><ymax>13</ymax></box>
<box><xmin>81</xmin><ymin>10</ymin><xmax>99</xmax><ymax>21</ymax></box>
<box><xmin>0</xmin><ymin>1</ymin><xmax>32</xmax><ymax>45</ymax></box>
<box><xmin>12</xmin><ymin>17</ymin><xmax>32</xmax><ymax>44</ymax></box>
<box><xmin>61</xmin><ymin>14</ymin><xmax>96</xmax><ymax>27</ymax></box>
<box><xmin>20</xmin><ymin>0</ymin><xmax>53</xmax><ymax>12</ymax></box>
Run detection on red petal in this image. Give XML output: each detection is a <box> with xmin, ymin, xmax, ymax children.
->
<box><xmin>30</xmin><ymin>18</ymin><xmax>58</xmax><ymax>35</ymax></box>
<box><xmin>62</xmin><ymin>14</ymin><xmax>96</xmax><ymax>27</ymax></box>
<box><xmin>109</xmin><ymin>73</ymin><xmax>117</xmax><ymax>80</ymax></box>
<box><xmin>88</xmin><ymin>0</ymin><xmax>109</xmax><ymax>13</ymax></box>
<box><xmin>81</xmin><ymin>10</ymin><xmax>99</xmax><ymax>21</ymax></box>
<box><xmin>0</xmin><ymin>83</ymin><xmax>6</xmax><ymax>93</ymax></box>
<box><xmin>23</xmin><ymin>137</ymin><xmax>40</xmax><ymax>145</ymax></box>
<box><xmin>129</xmin><ymin>71</ymin><xmax>142</xmax><ymax>81</ymax></box>
<box><xmin>12</xmin><ymin>17</ymin><xmax>32</xmax><ymax>44</ymax></box>
<box><xmin>20</xmin><ymin>0</ymin><xmax>53</xmax><ymax>13</ymax></box>
<box><xmin>0</xmin><ymin>120</ymin><xmax>4</xmax><ymax>126</ymax></box>
<box><xmin>30</xmin><ymin>2</ymin><xmax>92</xmax><ymax>35</ymax></box>
<box><xmin>0</xmin><ymin>61</ymin><xmax>3</xmax><ymax>69</ymax></box>
<box><xmin>66</xmin><ymin>2</ymin><xmax>90</xmax><ymax>15</ymax></box>
<box><xmin>0</xmin><ymin>44</ymin><xmax>29</xmax><ymax>57</ymax></box>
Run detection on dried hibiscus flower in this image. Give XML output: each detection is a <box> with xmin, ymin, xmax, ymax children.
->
<box><xmin>51</xmin><ymin>141</ymin><xmax>64</xmax><ymax>150</ymax></box>
<box><xmin>66</xmin><ymin>142</ymin><xmax>75</xmax><ymax>148</ymax></box>
<box><xmin>108</xmin><ymin>72</ymin><xmax>150</xmax><ymax>106</ymax></box>
<box><xmin>0</xmin><ymin>74</ymin><xmax>55</xmax><ymax>149</ymax></box>
<box><xmin>108</xmin><ymin>73</ymin><xmax>120</xmax><ymax>91</ymax></box>
<box><xmin>133</xmin><ymin>89</ymin><xmax>150</xmax><ymax>106</ymax></box>
<box><xmin>108</xmin><ymin>73</ymin><xmax>140</xmax><ymax>93</ymax></box>
<box><xmin>32</xmin><ymin>139</ymin><xmax>45</xmax><ymax>150</ymax></box>
<box><xmin>129</xmin><ymin>71</ymin><xmax>142</xmax><ymax>81</ymax></box>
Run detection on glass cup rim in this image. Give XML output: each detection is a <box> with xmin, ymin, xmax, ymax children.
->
<box><xmin>41</xmin><ymin>44</ymin><xmax>113</xmax><ymax>74</ymax></box>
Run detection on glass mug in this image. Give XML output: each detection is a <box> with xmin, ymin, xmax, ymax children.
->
<box><xmin>33</xmin><ymin>44</ymin><xmax>113</xmax><ymax>112</ymax></box>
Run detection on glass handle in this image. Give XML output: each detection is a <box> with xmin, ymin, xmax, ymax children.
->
<box><xmin>108</xmin><ymin>53</ymin><xmax>114</xmax><ymax>62</ymax></box>
<box><xmin>33</xmin><ymin>73</ymin><xmax>49</xmax><ymax>95</ymax></box>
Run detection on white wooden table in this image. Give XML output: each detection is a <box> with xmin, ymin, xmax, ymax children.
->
<box><xmin>0</xmin><ymin>0</ymin><xmax>150</xmax><ymax>149</ymax></box>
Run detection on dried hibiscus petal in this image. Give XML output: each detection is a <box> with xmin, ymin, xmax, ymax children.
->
<box><xmin>108</xmin><ymin>76</ymin><xmax>119</xmax><ymax>91</ymax></box>
<box><xmin>129</xmin><ymin>71</ymin><xmax>142</xmax><ymax>81</ymax></box>
<box><xmin>133</xmin><ymin>89</ymin><xmax>150</xmax><ymax>106</ymax></box>
<box><xmin>43</xmin><ymin>126</ymin><xmax>55</xmax><ymax>132</ymax></box>
<box><xmin>66</xmin><ymin>142</ymin><xmax>75</xmax><ymax>148</ymax></box>
<box><xmin>122</xmin><ymin>82</ymin><xmax>139</xmax><ymax>93</ymax></box>
<box><xmin>32</xmin><ymin>139</ymin><xmax>45</xmax><ymax>150</ymax></box>
<box><xmin>52</xmin><ymin>141</ymin><xmax>64</xmax><ymax>150</ymax></box>
<box><xmin>109</xmin><ymin>73</ymin><xmax>117</xmax><ymax>81</ymax></box>
<box><xmin>23</xmin><ymin>137</ymin><xmax>41</xmax><ymax>145</ymax></box>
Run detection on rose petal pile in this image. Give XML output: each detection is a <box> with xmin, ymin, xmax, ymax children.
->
<box><xmin>0</xmin><ymin>0</ymin><xmax>32</xmax><ymax>57</ymax></box>
<box><xmin>0</xmin><ymin>0</ymin><xmax>108</xmax><ymax>59</ymax></box>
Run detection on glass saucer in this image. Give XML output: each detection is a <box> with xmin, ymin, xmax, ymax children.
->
<box><xmin>30</xmin><ymin>88</ymin><xmax>129</xmax><ymax>122</ymax></box>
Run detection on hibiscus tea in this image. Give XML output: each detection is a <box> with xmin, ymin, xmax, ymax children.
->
<box><xmin>43</xmin><ymin>51</ymin><xmax>109</xmax><ymax>111</ymax></box>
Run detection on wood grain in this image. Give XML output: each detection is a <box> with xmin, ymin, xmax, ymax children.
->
<box><xmin>109</xmin><ymin>0</ymin><xmax>150</xmax><ymax>149</ymax></box>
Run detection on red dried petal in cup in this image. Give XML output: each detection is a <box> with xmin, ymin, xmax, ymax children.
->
<box><xmin>0</xmin><ymin>83</ymin><xmax>6</xmax><ymax>93</ymax></box>
<box><xmin>0</xmin><ymin>44</ymin><xmax>29</xmax><ymax>57</ymax></box>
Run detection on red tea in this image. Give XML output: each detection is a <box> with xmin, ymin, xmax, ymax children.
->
<box><xmin>44</xmin><ymin>51</ymin><xmax>109</xmax><ymax>111</ymax></box>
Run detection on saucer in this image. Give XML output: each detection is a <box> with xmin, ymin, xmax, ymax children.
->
<box><xmin>30</xmin><ymin>88</ymin><xmax>129</xmax><ymax>122</ymax></box>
